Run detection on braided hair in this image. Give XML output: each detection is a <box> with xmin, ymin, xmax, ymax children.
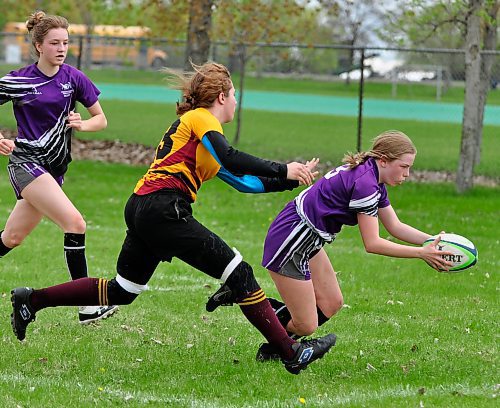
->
<box><xmin>342</xmin><ymin>130</ymin><xmax>416</xmax><ymax>169</ymax></box>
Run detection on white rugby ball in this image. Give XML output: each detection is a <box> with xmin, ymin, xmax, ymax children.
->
<box><xmin>423</xmin><ymin>233</ymin><xmax>478</xmax><ymax>272</ymax></box>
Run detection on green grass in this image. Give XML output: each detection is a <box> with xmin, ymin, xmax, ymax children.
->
<box><xmin>0</xmin><ymin>62</ymin><xmax>497</xmax><ymax>407</ymax></box>
<box><xmin>0</xmin><ymin>158</ymin><xmax>498</xmax><ymax>407</ymax></box>
<box><xmin>1</xmin><ymin>63</ymin><xmax>499</xmax><ymax>180</ymax></box>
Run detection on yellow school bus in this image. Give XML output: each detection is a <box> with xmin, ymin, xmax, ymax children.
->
<box><xmin>2</xmin><ymin>22</ymin><xmax>167</xmax><ymax>68</ymax></box>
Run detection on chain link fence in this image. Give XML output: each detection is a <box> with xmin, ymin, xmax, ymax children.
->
<box><xmin>1</xmin><ymin>30</ymin><xmax>499</xmax><ymax>105</ymax></box>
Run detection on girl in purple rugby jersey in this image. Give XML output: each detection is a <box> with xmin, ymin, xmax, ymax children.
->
<box><xmin>0</xmin><ymin>11</ymin><xmax>117</xmax><ymax>323</ymax></box>
<box><xmin>256</xmin><ymin>130</ymin><xmax>453</xmax><ymax>361</ymax></box>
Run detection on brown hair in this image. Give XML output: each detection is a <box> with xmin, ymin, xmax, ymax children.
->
<box><xmin>165</xmin><ymin>61</ymin><xmax>233</xmax><ymax>116</ymax></box>
<box><xmin>26</xmin><ymin>11</ymin><xmax>69</xmax><ymax>58</ymax></box>
<box><xmin>342</xmin><ymin>130</ymin><xmax>417</xmax><ymax>169</ymax></box>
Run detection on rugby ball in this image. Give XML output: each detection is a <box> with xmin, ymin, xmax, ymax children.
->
<box><xmin>423</xmin><ymin>233</ymin><xmax>478</xmax><ymax>272</ymax></box>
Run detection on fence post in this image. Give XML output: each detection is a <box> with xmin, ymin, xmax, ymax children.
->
<box><xmin>357</xmin><ymin>48</ymin><xmax>365</xmax><ymax>153</ymax></box>
<box><xmin>436</xmin><ymin>66</ymin><xmax>442</xmax><ymax>101</ymax></box>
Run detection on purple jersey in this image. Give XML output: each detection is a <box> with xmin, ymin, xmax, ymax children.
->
<box><xmin>262</xmin><ymin>158</ymin><xmax>390</xmax><ymax>275</ymax></box>
<box><xmin>295</xmin><ymin>158</ymin><xmax>390</xmax><ymax>239</ymax></box>
<box><xmin>0</xmin><ymin>63</ymin><xmax>100</xmax><ymax>176</ymax></box>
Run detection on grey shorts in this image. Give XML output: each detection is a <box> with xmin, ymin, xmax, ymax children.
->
<box><xmin>277</xmin><ymin>232</ymin><xmax>324</xmax><ymax>281</ymax></box>
<box><xmin>7</xmin><ymin>162</ymin><xmax>64</xmax><ymax>199</ymax></box>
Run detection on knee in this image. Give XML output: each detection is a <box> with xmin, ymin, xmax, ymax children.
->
<box><xmin>293</xmin><ymin>319</ymin><xmax>318</xmax><ymax>337</ymax></box>
<box><xmin>333</xmin><ymin>295</ymin><xmax>344</xmax><ymax>315</ymax></box>
<box><xmin>64</xmin><ymin>213</ymin><xmax>86</xmax><ymax>234</ymax></box>
<box><xmin>225</xmin><ymin>260</ymin><xmax>260</xmax><ymax>300</ymax></box>
<box><xmin>107</xmin><ymin>277</ymin><xmax>142</xmax><ymax>305</ymax></box>
<box><xmin>2</xmin><ymin>229</ymin><xmax>25</xmax><ymax>248</ymax></box>
<box><xmin>323</xmin><ymin>295</ymin><xmax>344</xmax><ymax>318</ymax></box>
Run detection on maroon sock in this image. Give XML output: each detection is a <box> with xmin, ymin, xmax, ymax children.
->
<box><xmin>238</xmin><ymin>289</ymin><xmax>296</xmax><ymax>360</ymax></box>
<box><xmin>30</xmin><ymin>277</ymin><xmax>108</xmax><ymax>312</ymax></box>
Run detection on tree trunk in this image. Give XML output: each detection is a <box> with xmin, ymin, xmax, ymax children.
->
<box><xmin>184</xmin><ymin>0</ymin><xmax>213</xmax><ymax>70</ymax></box>
<box><xmin>233</xmin><ymin>44</ymin><xmax>246</xmax><ymax>145</ymax></box>
<box><xmin>474</xmin><ymin>1</ymin><xmax>498</xmax><ymax>166</ymax></box>
<box><xmin>76</xmin><ymin>3</ymin><xmax>93</xmax><ymax>70</ymax></box>
<box><xmin>457</xmin><ymin>0</ymin><xmax>482</xmax><ymax>193</ymax></box>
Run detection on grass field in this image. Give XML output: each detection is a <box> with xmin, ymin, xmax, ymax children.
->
<box><xmin>0</xmin><ymin>158</ymin><xmax>498</xmax><ymax>407</ymax></box>
<box><xmin>96</xmin><ymin>101</ymin><xmax>500</xmax><ymax>179</ymax></box>
<box><xmin>1</xmin><ymin>64</ymin><xmax>499</xmax><ymax>180</ymax></box>
<box><xmin>0</xmin><ymin>64</ymin><xmax>498</xmax><ymax>406</ymax></box>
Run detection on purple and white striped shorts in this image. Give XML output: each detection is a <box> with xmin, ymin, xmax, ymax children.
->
<box><xmin>262</xmin><ymin>201</ymin><xmax>325</xmax><ymax>281</ymax></box>
<box><xmin>7</xmin><ymin>162</ymin><xmax>64</xmax><ymax>199</ymax></box>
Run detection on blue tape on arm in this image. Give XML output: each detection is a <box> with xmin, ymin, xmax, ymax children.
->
<box><xmin>202</xmin><ymin>136</ymin><xmax>265</xmax><ymax>193</ymax></box>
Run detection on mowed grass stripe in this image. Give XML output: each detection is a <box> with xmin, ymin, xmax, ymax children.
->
<box><xmin>0</xmin><ymin>373</ymin><xmax>495</xmax><ymax>407</ymax></box>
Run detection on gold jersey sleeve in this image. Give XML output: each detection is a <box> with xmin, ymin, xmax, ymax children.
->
<box><xmin>134</xmin><ymin>108</ymin><xmax>223</xmax><ymax>202</ymax></box>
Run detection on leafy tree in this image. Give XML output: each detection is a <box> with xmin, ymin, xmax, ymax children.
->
<box><xmin>382</xmin><ymin>0</ymin><xmax>498</xmax><ymax>193</ymax></box>
<box><xmin>213</xmin><ymin>0</ymin><xmax>309</xmax><ymax>144</ymax></box>
<box><xmin>131</xmin><ymin>1</ymin><xmax>189</xmax><ymax>39</ymax></box>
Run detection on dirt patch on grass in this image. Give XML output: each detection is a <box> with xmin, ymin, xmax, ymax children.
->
<box><xmin>71</xmin><ymin>138</ymin><xmax>500</xmax><ymax>187</ymax></box>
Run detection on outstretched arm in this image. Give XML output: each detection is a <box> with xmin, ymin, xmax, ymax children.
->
<box><xmin>357</xmin><ymin>212</ymin><xmax>452</xmax><ymax>271</ymax></box>
<box><xmin>216</xmin><ymin>169</ymin><xmax>299</xmax><ymax>194</ymax></box>
<box><xmin>378</xmin><ymin>205</ymin><xmax>430</xmax><ymax>245</ymax></box>
<box><xmin>202</xmin><ymin>131</ymin><xmax>316</xmax><ymax>185</ymax></box>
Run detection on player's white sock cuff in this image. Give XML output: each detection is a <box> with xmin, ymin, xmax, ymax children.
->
<box><xmin>220</xmin><ymin>247</ymin><xmax>243</xmax><ymax>283</ymax></box>
<box><xmin>116</xmin><ymin>274</ymin><xmax>148</xmax><ymax>294</ymax></box>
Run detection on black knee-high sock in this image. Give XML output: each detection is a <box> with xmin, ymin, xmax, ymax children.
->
<box><xmin>0</xmin><ymin>231</ymin><xmax>12</xmax><ymax>258</ymax></box>
<box><xmin>64</xmin><ymin>233</ymin><xmax>87</xmax><ymax>280</ymax></box>
<box><xmin>268</xmin><ymin>297</ymin><xmax>330</xmax><ymax>338</ymax></box>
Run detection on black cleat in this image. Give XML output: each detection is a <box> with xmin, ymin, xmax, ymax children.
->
<box><xmin>282</xmin><ymin>333</ymin><xmax>336</xmax><ymax>374</ymax></box>
<box><xmin>206</xmin><ymin>283</ymin><xmax>234</xmax><ymax>312</ymax></box>
<box><xmin>11</xmin><ymin>287</ymin><xmax>36</xmax><ymax>341</ymax></box>
<box><xmin>256</xmin><ymin>342</ymin><xmax>281</xmax><ymax>362</ymax></box>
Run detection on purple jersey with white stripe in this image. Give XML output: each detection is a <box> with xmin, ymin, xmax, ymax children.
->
<box><xmin>0</xmin><ymin>63</ymin><xmax>100</xmax><ymax>176</ymax></box>
<box><xmin>262</xmin><ymin>158</ymin><xmax>390</xmax><ymax>275</ymax></box>
<box><xmin>295</xmin><ymin>158</ymin><xmax>390</xmax><ymax>239</ymax></box>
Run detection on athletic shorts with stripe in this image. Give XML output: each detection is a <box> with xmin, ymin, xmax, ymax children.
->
<box><xmin>7</xmin><ymin>162</ymin><xmax>64</xmax><ymax>199</ymax></box>
<box><xmin>262</xmin><ymin>201</ymin><xmax>325</xmax><ymax>281</ymax></box>
<box><xmin>116</xmin><ymin>190</ymin><xmax>257</xmax><ymax>290</ymax></box>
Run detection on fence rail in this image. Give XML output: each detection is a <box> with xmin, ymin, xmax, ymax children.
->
<box><xmin>2</xmin><ymin>31</ymin><xmax>498</xmax><ymax>83</ymax></box>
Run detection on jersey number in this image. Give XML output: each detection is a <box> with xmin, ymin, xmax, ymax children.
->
<box><xmin>324</xmin><ymin>165</ymin><xmax>349</xmax><ymax>180</ymax></box>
